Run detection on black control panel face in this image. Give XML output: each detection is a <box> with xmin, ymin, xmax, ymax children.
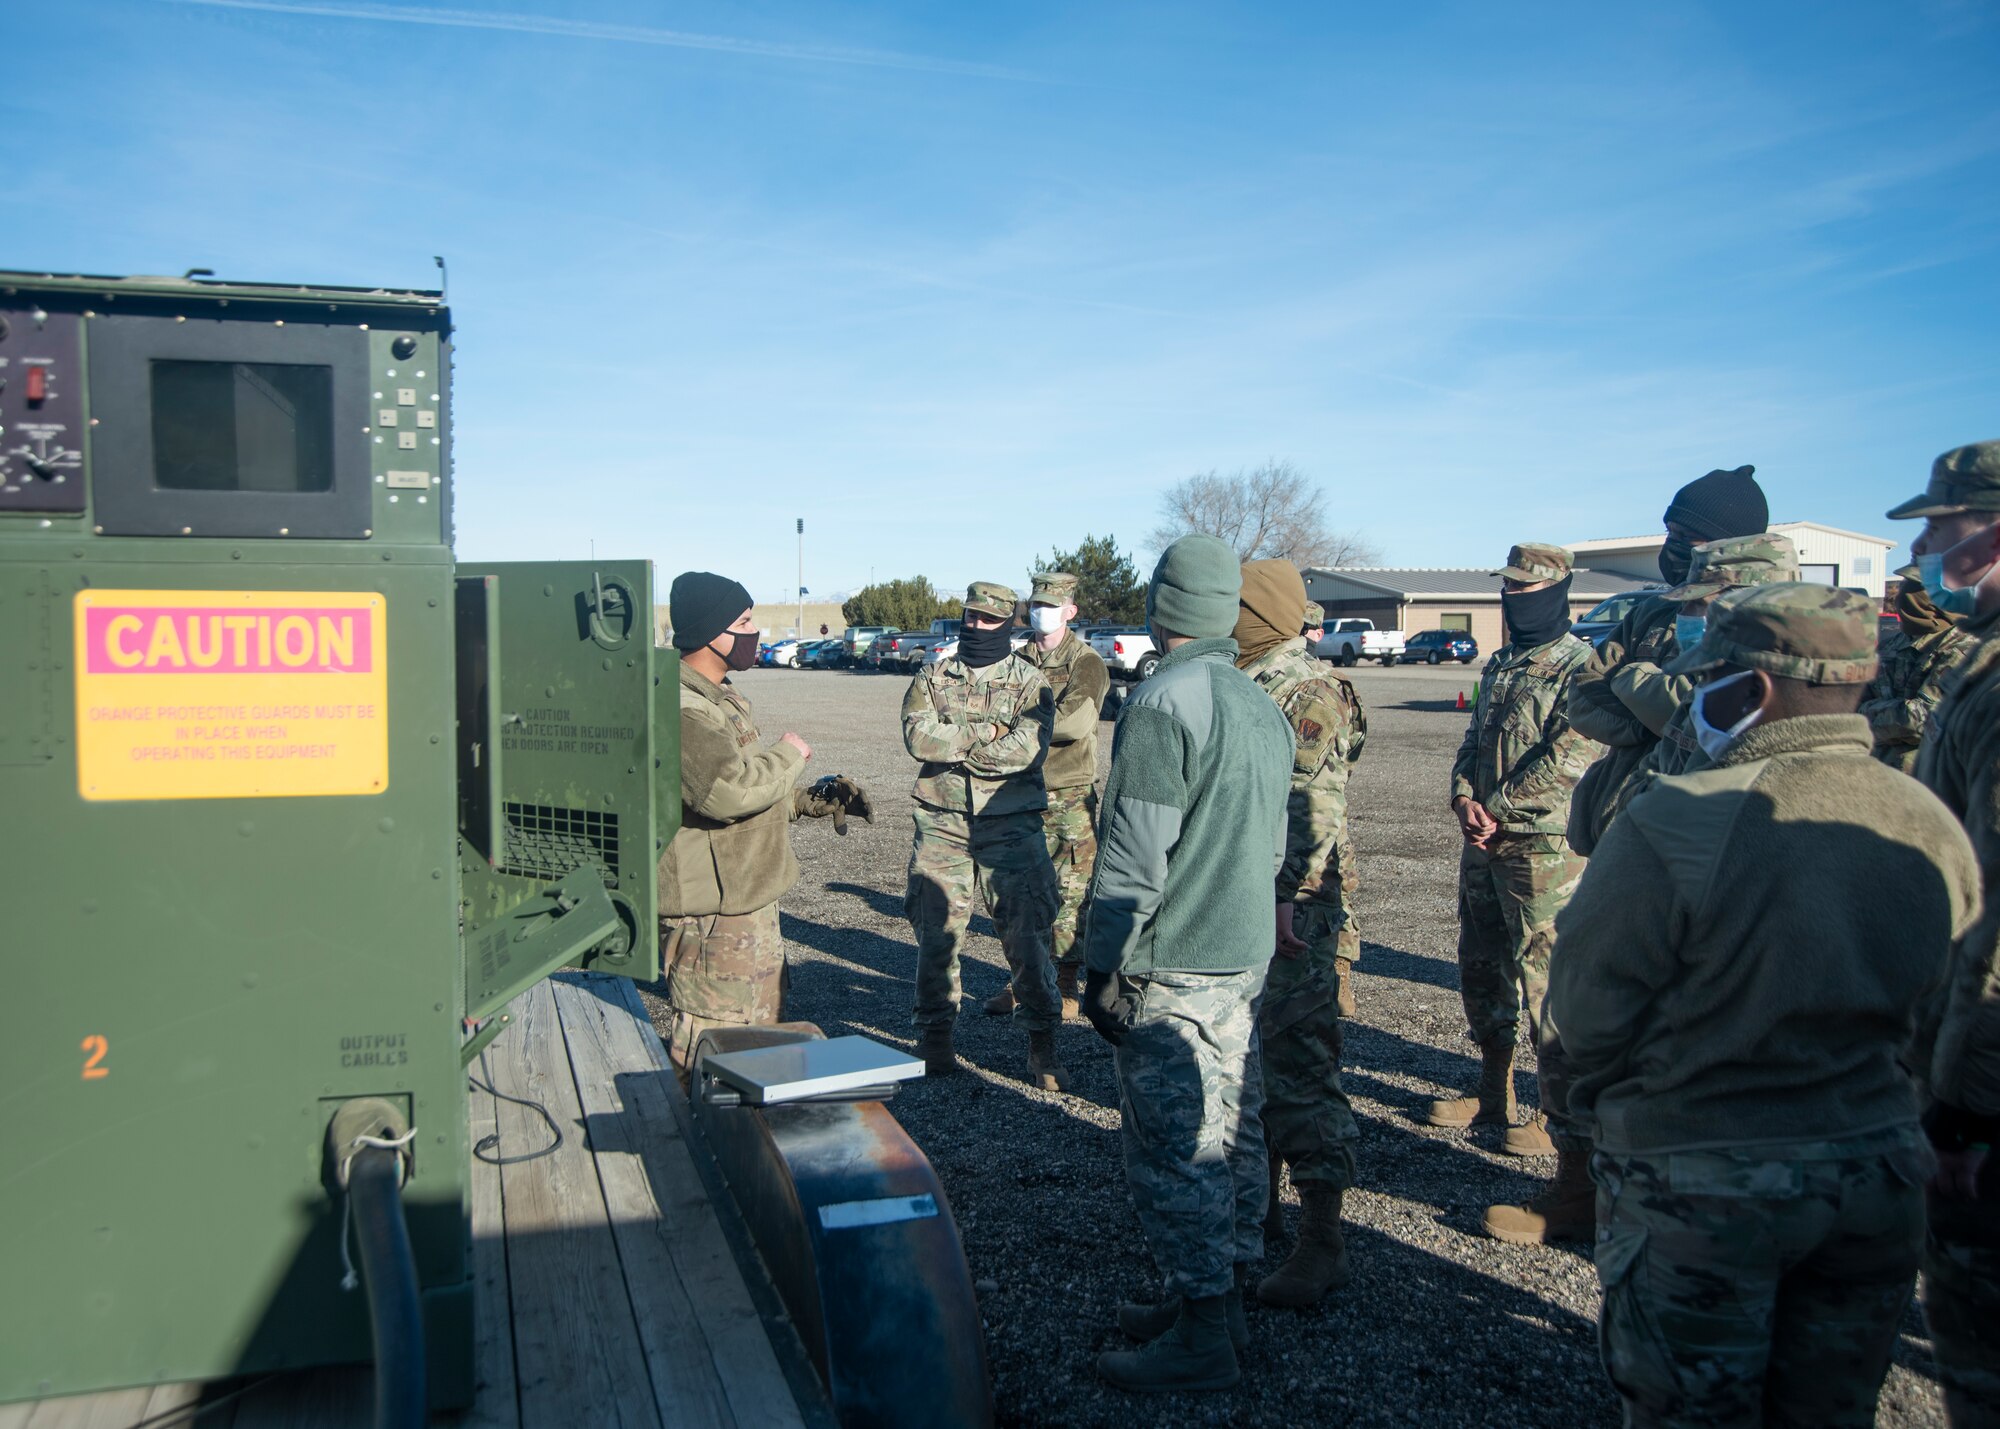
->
<box><xmin>0</xmin><ymin>306</ymin><xmax>86</xmax><ymax>513</ymax></box>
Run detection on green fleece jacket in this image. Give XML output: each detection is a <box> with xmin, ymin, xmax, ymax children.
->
<box><xmin>1083</xmin><ymin>637</ymin><xmax>1295</xmax><ymax>976</ymax></box>
<box><xmin>1548</xmin><ymin>714</ymin><xmax>1979</xmax><ymax>1155</ymax></box>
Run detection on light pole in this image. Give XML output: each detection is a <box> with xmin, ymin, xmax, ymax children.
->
<box><xmin>796</xmin><ymin>518</ymin><xmax>805</xmax><ymax>639</ymax></box>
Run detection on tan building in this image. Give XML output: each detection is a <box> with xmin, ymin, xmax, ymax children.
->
<box><xmin>1303</xmin><ymin>568</ymin><xmax>1634</xmax><ymax>657</ymax></box>
<box><xmin>653</xmin><ymin>602</ymin><xmax>849</xmax><ymax>646</ymax></box>
<box><xmin>1565</xmin><ymin>521</ymin><xmax>1896</xmax><ymax>599</ymax></box>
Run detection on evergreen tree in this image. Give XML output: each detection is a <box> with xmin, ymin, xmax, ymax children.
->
<box><xmin>1031</xmin><ymin>534</ymin><xmax>1147</xmax><ymax>625</ymax></box>
<box><xmin>842</xmin><ymin>577</ymin><xmax>959</xmax><ymax>631</ymax></box>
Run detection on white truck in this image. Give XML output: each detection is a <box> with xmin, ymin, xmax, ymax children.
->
<box><xmin>1088</xmin><ymin>626</ymin><xmax>1160</xmax><ymax>681</ymax></box>
<box><xmin>1315</xmin><ymin>618</ymin><xmax>1405</xmax><ymax>666</ymax></box>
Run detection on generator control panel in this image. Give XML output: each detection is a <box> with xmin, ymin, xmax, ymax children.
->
<box><xmin>0</xmin><ymin>305</ymin><xmax>86</xmax><ymax>511</ymax></box>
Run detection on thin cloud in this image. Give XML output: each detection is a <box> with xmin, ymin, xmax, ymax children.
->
<box><xmin>167</xmin><ymin>0</ymin><xmax>1037</xmax><ymax>81</ymax></box>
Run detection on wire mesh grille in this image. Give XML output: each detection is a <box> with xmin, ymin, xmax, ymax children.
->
<box><xmin>500</xmin><ymin>802</ymin><xmax>619</xmax><ymax>883</ymax></box>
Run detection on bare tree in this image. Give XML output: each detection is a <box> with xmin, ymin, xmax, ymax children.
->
<box><xmin>1149</xmin><ymin>459</ymin><xmax>1381</xmax><ymax>569</ymax></box>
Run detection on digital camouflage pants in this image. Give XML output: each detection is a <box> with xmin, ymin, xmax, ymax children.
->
<box><xmin>1044</xmin><ymin>784</ymin><xmax>1098</xmax><ymax>967</ymax></box>
<box><xmin>658</xmin><ymin>901</ymin><xmax>785</xmax><ymax>1077</ymax></box>
<box><xmin>1924</xmin><ymin>1187</ymin><xmax>2000</xmax><ymax>1429</ymax></box>
<box><xmin>1591</xmin><ymin>1133</ymin><xmax>1931</xmax><ymax>1429</ymax></box>
<box><xmin>1116</xmin><ymin>966</ymin><xmax>1271</xmax><ymax>1301</ymax></box>
<box><xmin>1259</xmin><ymin>902</ymin><xmax>1358</xmax><ymax>1189</ymax></box>
<box><xmin>1457</xmin><ymin>833</ymin><xmax>1586</xmax><ymax>1141</ymax></box>
<box><xmin>905</xmin><ymin>805</ymin><xmax>1061</xmax><ymax>1033</ymax></box>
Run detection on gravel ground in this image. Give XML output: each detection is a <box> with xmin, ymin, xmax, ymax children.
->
<box><xmin>640</xmin><ymin>662</ymin><xmax>1948</xmax><ymax>1428</ymax></box>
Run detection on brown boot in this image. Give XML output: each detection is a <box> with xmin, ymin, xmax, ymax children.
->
<box><xmin>919</xmin><ymin>1022</ymin><xmax>959</xmax><ymax>1077</ymax></box>
<box><xmin>982</xmin><ymin>983</ymin><xmax>1015</xmax><ymax>1016</ymax></box>
<box><xmin>1501</xmin><ymin>1113</ymin><xmax>1555</xmax><ymax>1157</ymax></box>
<box><xmin>1483</xmin><ymin>1140</ymin><xmax>1595</xmax><ymax>1245</ymax></box>
<box><xmin>1026</xmin><ymin>1029</ymin><xmax>1071</xmax><ymax>1092</ymax></box>
<box><xmin>1256</xmin><ymin>1185</ymin><xmax>1351</xmax><ymax>1307</ymax></box>
<box><xmin>1262</xmin><ymin>1156</ymin><xmax>1286</xmax><ymax>1245</ymax></box>
<box><xmin>1335</xmin><ymin>962</ymin><xmax>1357</xmax><ymax>1018</ymax></box>
<box><xmin>1426</xmin><ymin>1038</ymin><xmax>1516</xmax><ymax>1128</ymax></box>
<box><xmin>1056</xmin><ymin>964</ymin><xmax>1081</xmax><ymax>1020</ymax></box>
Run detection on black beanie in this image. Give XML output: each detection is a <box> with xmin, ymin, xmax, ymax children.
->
<box><xmin>669</xmin><ymin>571</ymin><xmax>754</xmax><ymax>652</ymax></box>
<box><xmin>1664</xmin><ymin>465</ymin><xmax>1767</xmax><ymax>541</ymax></box>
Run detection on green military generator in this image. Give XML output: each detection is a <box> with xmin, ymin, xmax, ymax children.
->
<box><xmin>0</xmin><ymin>271</ymin><xmax>679</xmax><ymax>1409</ymax></box>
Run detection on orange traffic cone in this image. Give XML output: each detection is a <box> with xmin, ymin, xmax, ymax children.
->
<box><xmin>1456</xmin><ymin>690</ymin><xmax>1467</xmax><ymax>710</ymax></box>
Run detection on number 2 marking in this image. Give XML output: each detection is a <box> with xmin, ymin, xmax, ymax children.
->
<box><xmin>81</xmin><ymin>1035</ymin><xmax>108</xmax><ymax>1080</ymax></box>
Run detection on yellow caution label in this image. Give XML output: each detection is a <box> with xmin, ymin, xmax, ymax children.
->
<box><xmin>74</xmin><ymin>590</ymin><xmax>388</xmax><ymax>801</ymax></box>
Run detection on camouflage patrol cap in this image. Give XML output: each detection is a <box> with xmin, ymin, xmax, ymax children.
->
<box><xmin>1302</xmin><ymin>601</ymin><xmax>1325</xmax><ymax>629</ymax></box>
<box><xmin>1661</xmin><ymin>531</ymin><xmax>1799</xmax><ymax>602</ymax></box>
<box><xmin>1662</xmin><ymin>582</ymin><xmax>1880</xmax><ymax>684</ymax></box>
<box><xmin>1492</xmin><ymin>543</ymin><xmax>1573</xmax><ymax>583</ymax></box>
<box><xmin>1885</xmin><ymin>441</ymin><xmax>2000</xmax><ymax>520</ymax></box>
<box><xmin>963</xmin><ymin>580</ymin><xmax>1018</xmax><ymax>620</ymax></box>
<box><xmin>1029</xmin><ymin>570</ymin><xmax>1079</xmax><ymax>606</ymax></box>
<box><xmin>1894</xmin><ymin>561</ymin><xmax>1921</xmax><ymax>582</ymax></box>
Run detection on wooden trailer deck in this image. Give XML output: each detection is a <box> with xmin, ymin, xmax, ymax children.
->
<box><xmin>2</xmin><ymin>973</ymin><xmax>814</xmax><ymax>1429</ymax></box>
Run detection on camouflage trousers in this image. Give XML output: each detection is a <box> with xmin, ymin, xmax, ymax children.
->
<box><xmin>1458</xmin><ymin>834</ymin><xmax>1586</xmax><ymax>1137</ymax></box>
<box><xmin>1591</xmin><ymin>1132</ymin><xmax>1931</xmax><ymax>1428</ymax></box>
<box><xmin>1331</xmin><ymin>807</ymin><xmax>1362</xmax><ymax>977</ymax></box>
<box><xmin>1115</xmin><ymin>966</ymin><xmax>1271</xmax><ymax>1301</ymax></box>
<box><xmin>1044</xmin><ymin>783</ymin><xmax>1098</xmax><ymax>967</ymax></box>
<box><xmin>1923</xmin><ymin>1186</ymin><xmax>2000</xmax><ymax>1428</ymax></box>
<box><xmin>658</xmin><ymin>901</ymin><xmax>785</xmax><ymax>1077</ymax></box>
<box><xmin>905</xmin><ymin>805</ymin><xmax>1061</xmax><ymax>1033</ymax></box>
<box><xmin>1259</xmin><ymin>902</ymin><xmax>1358</xmax><ymax>1189</ymax></box>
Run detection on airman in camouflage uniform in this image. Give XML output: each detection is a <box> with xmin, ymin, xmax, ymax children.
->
<box><xmin>1862</xmin><ymin>564</ymin><xmax>1978</xmax><ymax>775</ymax></box>
<box><xmin>984</xmin><ymin>571</ymin><xmax>1109</xmax><ymax>1020</ymax></box>
<box><xmin>1551</xmin><ymin>582</ymin><xmax>1979</xmax><ymax>1429</ymax></box>
<box><xmin>1894</xmin><ymin>441</ymin><xmax>2000</xmax><ymax>1426</ymax></box>
<box><xmin>1298</xmin><ymin>599</ymin><xmax>1367</xmax><ymax>1013</ymax></box>
<box><xmin>1232</xmin><ymin>561</ymin><xmax>1365</xmax><ymax>1308</ymax></box>
<box><xmin>655</xmin><ymin>571</ymin><xmax>870</xmax><ymax>1079</ymax></box>
<box><xmin>1431</xmin><ymin>544</ymin><xmax>1598</xmax><ymax>1241</ymax></box>
<box><xmin>903</xmin><ymin>580</ymin><xmax>1068</xmax><ymax>1089</ymax></box>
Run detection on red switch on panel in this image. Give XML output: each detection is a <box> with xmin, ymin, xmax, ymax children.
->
<box><xmin>24</xmin><ymin>366</ymin><xmax>47</xmax><ymax>403</ymax></box>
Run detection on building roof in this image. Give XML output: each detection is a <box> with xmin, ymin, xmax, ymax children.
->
<box><xmin>1567</xmin><ymin>520</ymin><xmax>1895</xmax><ymax>553</ymax></box>
<box><xmin>1303</xmin><ymin>567</ymin><xmax>1641</xmax><ymax>601</ymax></box>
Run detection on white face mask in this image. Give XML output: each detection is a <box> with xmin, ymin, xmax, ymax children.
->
<box><xmin>1029</xmin><ymin>605</ymin><xmax>1065</xmax><ymax>635</ymax></box>
<box><xmin>1691</xmin><ymin>669</ymin><xmax>1763</xmax><ymax>761</ymax></box>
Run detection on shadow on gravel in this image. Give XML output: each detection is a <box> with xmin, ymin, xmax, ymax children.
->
<box><xmin>1355</xmin><ymin>940</ymin><xmax>1460</xmax><ymax>992</ymax></box>
<box><xmin>824</xmin><ymin>879</ymin><xmax>999</xmax><ymax>940</ymax></box>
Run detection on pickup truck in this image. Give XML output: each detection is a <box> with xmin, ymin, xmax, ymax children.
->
<box><xmin>876</xmin><ymin>618</ymin><xmax>961</xmax><ymax>672</ymax></box>
<box><xmin>1089</xmin><ymin>626</ymin><xmax>1160</xmax><ymax>681</ymax></box>
<box><xmin>1315</xmin><ymin>618</ymin><xmax>1405</xmax><ymax>666</ymax></box>
<box><xmin>921</xmin><ymin>628</ymin><xmax>1032</xmax><ymax>667</ymax></box>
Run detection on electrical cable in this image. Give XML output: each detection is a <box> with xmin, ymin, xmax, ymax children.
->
<box><xmin>467</xmin><ymin>1048</ymin><xmax>563</xmax><ymax>1165</ymax></box>
<box><xmin>119</xmin><ymin>1373</ymin><xmax>278</xmax><ymax>1429</ymax></box>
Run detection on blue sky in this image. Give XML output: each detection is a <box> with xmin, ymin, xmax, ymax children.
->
<box><xmin>6</xmin><ymin>0</ymin><xmax>1997</xmax><ymax>602</ymax></box>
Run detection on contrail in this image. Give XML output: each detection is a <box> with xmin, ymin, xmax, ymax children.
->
<box><xmin>168</xmin><ymin>0</ymin><xmax>1035</xmax><ymax>80</ymax></box>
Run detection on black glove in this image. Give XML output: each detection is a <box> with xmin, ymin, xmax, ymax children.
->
<box><xmin>1082</xmin><ymin>968</ymin><xmax>1131</xmax><ymax>1047</ymax></box>
<box><xmin>794</xmin><ymin>775</ymin><xmax>876</xmax><ymax>835</ymax></box>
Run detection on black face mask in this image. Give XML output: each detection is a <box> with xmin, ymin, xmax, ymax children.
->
<box><xmin>958</xmin><ymin>621</ymin><xmax>1014</xmax><ymax>668</ymax></box>
<box><xmin>1659</xmin><ymin>533</ymin><xmax>1696</xmax><ymax>585</ymax></box>
<box><xmin>719</xmin><ymin>629</ymin><xmax>759</xmax><ymax>671</ymax></box>
<box><xmin>1501</xmin><ymin>576</ymin><xmax>1573</xmax><ymax>649</ymax></box>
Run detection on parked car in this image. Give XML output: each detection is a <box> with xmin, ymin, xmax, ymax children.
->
<box><xmin>870</xmin><ymin>632</ymin><xmax>921</xmax><ymax>672</ymax></box>
<box><xmin>1089</xmin><ymin>626</ymin><xmax>1160</xmax><ymax>680</ymax></box>
<box><xmin>843</xmin><ymin>626</ymin><xmax>891</xmax><ymax>664</ymax></box>
<box><xmin>1315</xmin><ymin>618</ymin><xmax>1405</xmax><ymax>666</ymax></box>
<box><xmin>763</xmin><ymin>638</ymin><xmax>801</xmax><ymax>668</ymax></box>
<box><xmin>1399</xmin><ymin>630</ymin><xmax>1479</xmax><ymax>665</ymax></box>
<box><xmin>1572</xmin><ymin>588</ymin><xmax>1664</xmax><ymax>647</ymax></box>
<box><xmin>800</xmin><ymin>639</ymin><xmax>845</xmax><ymax>669</ymax></box>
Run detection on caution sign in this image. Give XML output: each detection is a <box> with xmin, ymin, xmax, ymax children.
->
<box><xmin>74</xmin><ymin>590</ymin><xmax>388</xmax><ymax>801</ymax></box>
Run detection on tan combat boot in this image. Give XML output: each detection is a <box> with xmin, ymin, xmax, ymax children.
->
<box><xmin>1262</xmin><ymin>1155</ymin><xmax>1286</xmax><ymax>1245</ymax></box>
<box><xmin>1256</xmin><ymin>1184</ymin><xmax>1351</xmax><ymax>1307</ymax></box>
<box><xmin>1117</xmin><ymin>1266</ymin><xmax>1249</xmax><ymax>1351</ymax></box>
<box><xmin>1055</xmin><ymin>964</ymin><xmax>1081</xmax><ymax>1020</ymax></box>
<box><xmin>1483</xmin><ymin>1140</ymin><xmax>1595</xmax><ymax>1245</ymax></box>
<box><xmin>1098</xmin><ymin>1294</ymin><xmax>1239</xmax><ymax>1392</ymax></box>
<box><xmin>919</xmin><ymin>1022</ymin><xmax>959</xmax><ymax>1077</ymax></box>
<box><xmin>1426</xmin><ymin>1038</ymin><xmax>1516</xmax><ymax>1128</ymax></box>
<box><xmin>1501</xmin><ymin>1113</ymin><xmax>1556</xmax><ymax>1157</ymax></box>
<box><xmin>1026</xmin><ymin>1029</ymin><xmax>1071</xmax><ymax>1092</ymax></box>
<box><xmin>982</xmin><ymin>983</ymin><xmax>1015</xmax><ymax>1016</ymax></box>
